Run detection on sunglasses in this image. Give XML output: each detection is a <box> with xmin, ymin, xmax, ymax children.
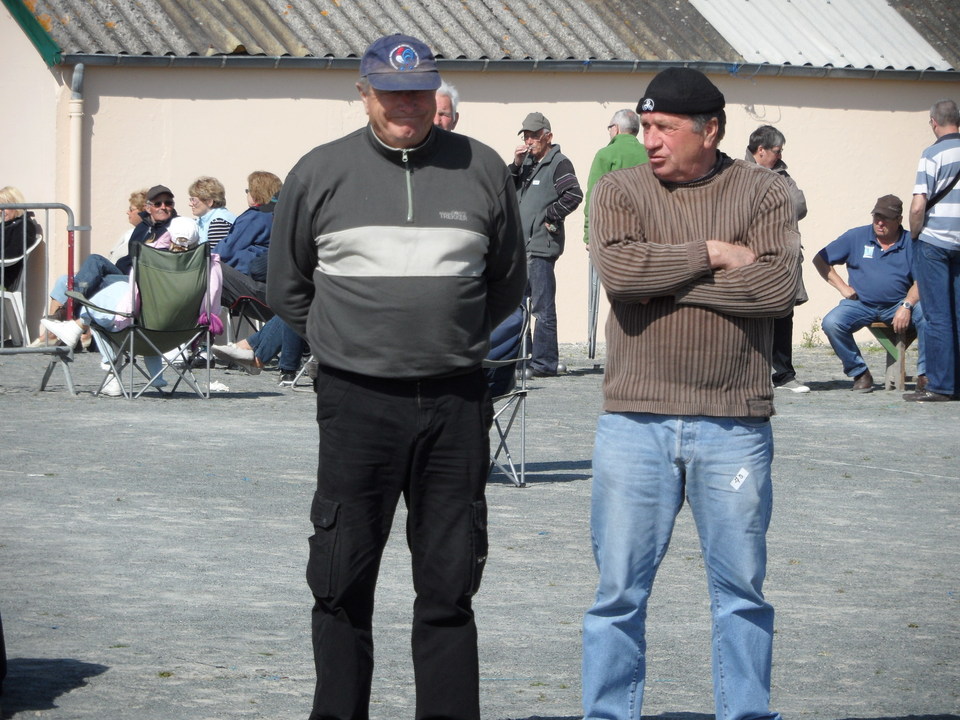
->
<box><xmin>149</xmin><ymin>200</ymin><xmax>175</xmax><ymax>208</ymax></box>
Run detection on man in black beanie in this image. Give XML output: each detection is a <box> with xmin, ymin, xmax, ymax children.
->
<box><xmin>582</xmin><ymin>66</ymin><xmax>799</xmax><ymax>720</ymax></box>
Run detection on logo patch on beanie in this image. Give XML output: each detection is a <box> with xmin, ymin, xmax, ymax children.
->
<box><xmin>641</xmin><ymin>98</ymin><xmax>655</xmax><ymax>112</ymax></box>
<box><xmin>390</xmin><ymin>44</ymin><xmax>420</xmax><ymax>72</ymax></box>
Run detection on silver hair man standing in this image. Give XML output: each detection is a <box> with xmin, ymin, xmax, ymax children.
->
<box><xmin>434</xmin><ymin>79</ymin><xmax>460</xmax><ymax>130</ymax></box>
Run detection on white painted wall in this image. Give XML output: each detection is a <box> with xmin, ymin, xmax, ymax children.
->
<box><xmin>3</xmin><ymin>8</ymin><xmax>951</xmax><ymax>352</ymax></box>
<box><xmin>0</xmin><ymin>8</ymin><xmax>66</xmax><ymax>326</ymax></box>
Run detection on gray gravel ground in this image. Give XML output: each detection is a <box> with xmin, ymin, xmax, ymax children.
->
<box><xmin>0</xmin><ymin>343</ymin><xmax>957</xmax><ymax>720</ymax></box>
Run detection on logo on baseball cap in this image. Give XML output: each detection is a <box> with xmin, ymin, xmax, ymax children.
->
<box><xmin>360</xmin><ymin>34</ymin><xmax>441</xmax><ymax>92</ymax></box>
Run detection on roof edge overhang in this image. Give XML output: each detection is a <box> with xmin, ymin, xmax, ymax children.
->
<box><xmin>59</xmin><ymin>54</ymin><xmax>958</xmax><ymax>80</ymax></box>
<box><xmin>3</xmin><ymin>0</ymin><xmax>62</xmax><ymax>66</ymax></box>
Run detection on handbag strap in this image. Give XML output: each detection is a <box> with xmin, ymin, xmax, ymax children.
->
<box><xmin>926</xmin><ymin>169</ymin><xmax>960</xmax><ymax>212</ymax></box>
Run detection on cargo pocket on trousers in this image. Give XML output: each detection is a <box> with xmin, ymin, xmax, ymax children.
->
<box><xmin>469</xmin><ymin>499</ymin><xmax>488</xmax><ymax>596</ymax></box>
<box><xmin>306</xmin><ymin>493</ymin><xmax>340</xmax><ymax>600</ymax></box>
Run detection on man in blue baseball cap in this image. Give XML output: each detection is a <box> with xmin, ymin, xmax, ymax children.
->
<box><xmin>268</xmin><ymin>33</ymin><xmax>526</xmax><ymax>720</ymax></box>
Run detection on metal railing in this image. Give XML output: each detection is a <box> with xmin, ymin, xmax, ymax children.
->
<box><xmin>1</xmin><ymin>202</ymin><xmax>87</xmax><ymax>393</ymax></box>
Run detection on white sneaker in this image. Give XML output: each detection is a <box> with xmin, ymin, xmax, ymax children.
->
<box><xmin>40</xmin><ymin>318</ymin><xmax>83</xmax><ymax>348</ymax></box>
<box><xmin>774</xmin><ymin>378</ymin><xmax>810</xmax><ymax>393</ymax></box>
<box><xmin>100</xmin><ymin>374</ymin><xmax>124</xmax><ymax>397</ymax></box>
<box><xmin>211</xmin><ymin>343</ymin><xmax>261</xmax><ymax>375</ymax></box>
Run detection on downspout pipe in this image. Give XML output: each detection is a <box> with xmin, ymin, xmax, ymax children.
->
<box><xmin>66</xmin><ymin>64</ymin><xmax>85</xmax><ymax>317</ymax></box>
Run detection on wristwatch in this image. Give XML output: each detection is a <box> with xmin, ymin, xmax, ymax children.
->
<box><xmin>901</xmin><ymin>300</ymin><xmax>913</xmax><ymax>310</ymax></box>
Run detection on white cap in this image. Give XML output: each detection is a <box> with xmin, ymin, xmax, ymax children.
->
<box><xmin>167</xmin><ymin>217</ymin><xmax>199</xmax><ymax>249</ymax></box>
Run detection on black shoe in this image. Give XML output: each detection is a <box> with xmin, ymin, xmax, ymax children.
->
<box><xmin>190</xmin><ymin>353</ymin><xmax>214</xmax><ymax>369</ymax></box>
<box><xmin>902</xmin><ymin>389</ymin><xmax>953</xmax><ymax>403</ymax></box>
<box><xmin>279</xmin><ymin>372</ymin><xmax>296</xmax><ymax>387</ymax></box>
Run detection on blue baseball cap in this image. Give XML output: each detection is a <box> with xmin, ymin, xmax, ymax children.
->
<box><xmin>359</xmin><ymin>34</ymin><xmax>441</xmax><ymax>92</ymax></box>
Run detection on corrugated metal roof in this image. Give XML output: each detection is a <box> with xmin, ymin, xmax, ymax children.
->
<box><xmin>10</xmin><ymin>0</ymin><xmax>959</xmax><ymax>75</ymax></box>
<box><xmin>890</xmin><ymin>0</ymin><xmax>960</xmax><ymax>71</ymax></box>
<box><xmin>689</xmin><ymin>0</ymin><xmax>953</xmax><ymax>71</ymax></box>
<box><xmin>17</xmin><ymin>0</ymin><xmax>739</xmax><ymax>62</ymax></box>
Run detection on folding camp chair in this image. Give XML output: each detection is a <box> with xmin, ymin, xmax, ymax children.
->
<box><xmin>483</xmin><ymin>298</ymin><xmax>532</xmax><ymax>487</ymax></box>
<box><xmin>66</xmin><ymin>242</ymin><xmax>213</xmax><ymax>399</ymax></box>
<box><xmin>225</xmin><ymin>294</ymin><xmax>273</xmax><ymax>344</ymax></box>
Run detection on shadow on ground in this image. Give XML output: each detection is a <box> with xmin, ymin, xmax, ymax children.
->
<box><xmin>1</xmin><ymin>658</ymin><xmax>108</xmax><ymax>719</ymax></box>
<box><xmin>489</xmin><ymin>459</ymin><xmax>592</xmax><ymax>485</ymax></box>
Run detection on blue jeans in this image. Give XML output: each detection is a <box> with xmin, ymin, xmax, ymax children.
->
<box><xmin>79</xmin><ymin>279</ymin><xmax>163</xmax><ymax>381</ymax></box>
<box><xmin>249</xmin><ymin>316</ymin><xmax>306</xmax><ymax>372</ymax></box>
<box><xmin>51</xmin><ymin>254</ymin><xmax>125</xmax><ymax>304</ymax></box>
<box><xmin>821</xmin><ymin>298</ymin><xmax>926</xmax><ymax>377</ymax></box>
<box><xmin>583</xmin><ymin>412</ymin><xmax>780</xmax><ymax>720</ymax></box>
<box><xmin>913</xmin><ymin>241</ymin><xmax>960</xmax><ymax>396</ymax></box>
<box><xmin>528</xmin><ymin>256</ymin><xmax>558</xmax><ymax>373</ymax></box>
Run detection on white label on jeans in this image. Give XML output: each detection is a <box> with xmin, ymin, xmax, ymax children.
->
<box><xmin>731</xmin><ymin>467</ymin><xmax>749</xmax><ymax>490</ymax></box>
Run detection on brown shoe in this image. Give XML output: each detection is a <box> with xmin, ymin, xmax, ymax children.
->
<box><xmin>915</xmin><ymin>374</ymin><xmax>928</xmax><ymax>392</ymax></box>
<box><xmin>851</xmin><ymin>369</ymin><xmax>874</xmax><ymax>393</ymax></box>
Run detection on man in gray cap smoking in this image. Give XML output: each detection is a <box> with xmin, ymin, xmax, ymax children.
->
<box><xmin>510</xmin><ymin>111</ymin><xmax>583</xmax><ymax>376</ymax></box>
<box><xmin>268</xmin><ymin>33</ymin><xmax>526</xmax><ymax>720</ymax></box>
<box><xmin>582</xmin><ymin>67</ymin><xmax>800</xmax><ymax>720</ymax></box>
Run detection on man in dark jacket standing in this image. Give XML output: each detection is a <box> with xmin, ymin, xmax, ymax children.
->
<box><xmin>267</xmin><ymin>34</ymin><xmax>526</xmax><ymax>720</ymax></box>
<box><xmin>510</xmin><ymin>112</ymin><xmax>583</xmax><ymax>376</ymax></box>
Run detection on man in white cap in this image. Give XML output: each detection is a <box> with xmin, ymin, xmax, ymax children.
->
<box><xmin>268</xmin><ymin>33</ymin><xmax>525</xmax><ymax>720</ymax></box>
<box><xmin>583</xmin><ymin>67</ymin><xmax>800</xmax><ymax>720</ymax></box>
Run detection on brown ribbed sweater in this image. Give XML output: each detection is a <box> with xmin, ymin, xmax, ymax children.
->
<box><xmin>589</xmin><ymin>156</ymin><xmax>801</xmax><ymax>418</ymax></box>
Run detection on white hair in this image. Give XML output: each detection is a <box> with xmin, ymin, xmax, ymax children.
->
<box><xmin>436</xmin><ymin>81</ymin><xmax>460</xmax><ymax>115</ymax></box>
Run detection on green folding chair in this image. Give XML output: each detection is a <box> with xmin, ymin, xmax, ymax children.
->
<box><xmin>67</xmin><ymin>242</ymin><xmax>213</xmax><ymax>398</ymax></box>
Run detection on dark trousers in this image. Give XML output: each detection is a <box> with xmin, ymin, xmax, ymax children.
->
<box><xmin>308</xmin><ymin>366</ymin><xmax>492</xmax><ymax>720</ymax></box>
<box><xmin>771</xmin><ymin>311</ymin><xmax>796</xmax><ymax>385</ymax></box>
<box><xmin>528</xmin><ymin>256</ymin><xmax>559</xmax><ymax>373</ymax></box>
<box><xmin>220</xmin><ymin>262</ymin><xmax>268</xmax><ymax>307</ymax></box>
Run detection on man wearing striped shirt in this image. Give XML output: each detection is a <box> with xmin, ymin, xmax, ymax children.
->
<box><xmin>905</xmin><ymin>98</ymin><xmax>960</xmax><ymax>402</ymax></box>
<box><xmin>583</xmin><ymin>68</ymin><xmax>800</xmax><ymax>720</ymax></box>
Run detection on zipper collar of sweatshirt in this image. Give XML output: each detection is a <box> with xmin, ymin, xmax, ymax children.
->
<box><xmin>365</xmin><ymin>124</ymin><xmax>438</xmax><ymax>167</ymax></box>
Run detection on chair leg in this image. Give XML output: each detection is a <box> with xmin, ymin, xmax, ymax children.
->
<box><xmin>896</xmin><ymin>333</ymin><xmax>907</xmax><ymax>391</ymax></box>
<box><xmin>39</xmin><ymin>348</ymin><xmax>76</xmax><ymax>395</ymax></box>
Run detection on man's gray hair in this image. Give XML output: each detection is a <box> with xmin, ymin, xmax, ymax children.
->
<box><xmin>747</xmin><ymin>125</ymin><xmax>786</xmax><ymax>154</ymax></box>
<box><xmin>437</xmin><ymin>80</ymin><xmax>460</xmax><ymax>115</ymax></box>
<box><xmin>690</xmin><ymin>110</ymin><xmax>727</xmax><ymax>142</ymax></box>
<box><xmin>609</xmin><ymin>108</ymin><xmax>640</xmax><ymax>135</ymax></box>
<box><xmin>930</xmin><ymin>99</ymin><xmax>959</xmax><ymax>127</ymax></box>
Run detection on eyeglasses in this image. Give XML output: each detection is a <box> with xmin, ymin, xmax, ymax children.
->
<box><xmin>148</xmin><ymin>200</ymin><xmax>175</xmax><ymax>208</ymax></box>
<box><xmin>607</xmin><ymin>124</ymin><xmax>616</xmax><ymax>130</ymax></box>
